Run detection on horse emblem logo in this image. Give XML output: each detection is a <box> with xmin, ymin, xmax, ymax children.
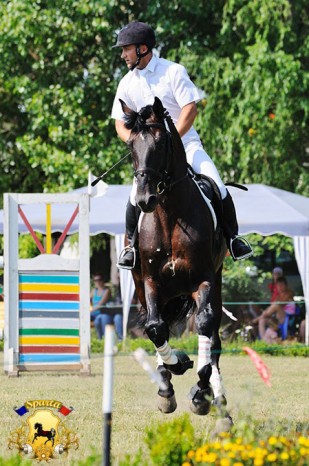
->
<box><xmin>28</xmin><ymin>410</ymin><xmax>59</xmax><ymax>448</ymax></box>
<box><xmin>8</xmin><ymin>400</ymin><xmax>79</xmax><ymax>461</ymax></box>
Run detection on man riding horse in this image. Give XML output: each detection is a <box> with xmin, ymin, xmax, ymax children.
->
<box><xmin>111</xmin><ymin>21</ymin><xmax>253</xmax><ymax>269</ymax></box>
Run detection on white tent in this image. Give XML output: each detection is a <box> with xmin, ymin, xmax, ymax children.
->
<box><xmin>1</xmin><ymin>183</ymin><xmax>309</xmax><ymax>342</ymax></box>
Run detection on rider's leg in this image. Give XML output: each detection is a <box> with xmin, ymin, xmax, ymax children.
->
<box><xmin>185</xmin><ymin>141</ymin><xmax>253</xmax><ymax>261</ymax></box>
<box><xmin>117</xmin><ymin>198</ymin><xmax>140</xmax><ymax>269</ymax></box>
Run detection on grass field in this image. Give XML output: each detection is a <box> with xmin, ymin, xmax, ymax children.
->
<box><xmin>0</xmin><ymin>352</ymin><xmax>309</xmax><ymax>465</ymax></box>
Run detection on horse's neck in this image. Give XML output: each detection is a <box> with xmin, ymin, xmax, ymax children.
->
<box><xmin>170</xmin><ymin>135</ymin><xmax>187</xmax><ymax>179</ymax></box>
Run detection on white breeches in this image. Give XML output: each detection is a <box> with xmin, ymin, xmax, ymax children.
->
<box><xmin>129</xmin><ymin>139</ymin><xmax>227</xmax><ymax>205</ymax></box>
<box><xmin>185</xmin><ymin>140</ymin><xmax>227</xmax><ymax>199</ymax></box>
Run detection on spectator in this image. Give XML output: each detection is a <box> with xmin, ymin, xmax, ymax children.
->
<box><xmin>94</xmin><ymin>308</ymin><xmax>123</xmax><ymax>341</ymax></box>
<box><xmin>258</xmin><ymin>316</ymin><xmax>278</xmax><ymax>343</ymax></box>
<box><xmin>90</xmin><ymin>275</ymin><xmax>111</xmax><ymax>322</ymax></box>
<box><xmin>253</xmin><ymin>276</ymin><xmax>295</xmax><ymax>340</ymax></box>
<box><xmin>268</xmin><ymin>266</ymin><xmax>284</xmax><ymax>302</ymax></box>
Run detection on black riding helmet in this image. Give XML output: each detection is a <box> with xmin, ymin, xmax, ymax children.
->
<box><xmin>113</xmin><ymin>22</ymin><xmax>156</xmax><ymax>70</ymax></box>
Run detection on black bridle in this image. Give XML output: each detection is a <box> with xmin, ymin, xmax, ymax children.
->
<box><xmin>133</xmin><ymin>121</ymin><xmax>187</xmax><ymax>194</ymax></box>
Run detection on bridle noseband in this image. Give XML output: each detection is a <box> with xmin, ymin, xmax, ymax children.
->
<box><xmin>133</xmin><ymin>121</ymin><xmax>187</xmax><ymax>194</ymax></box>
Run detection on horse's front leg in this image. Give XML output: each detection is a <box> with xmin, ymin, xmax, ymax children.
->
<box><xmin>189</xmin><ymin>281</ymin><xmax>214</xmax><ymax>415</ymax></box>
<box><xmin>144</xmin><ymin>280</ymin><xmax>192</xmax><ymax>413</ymax></box>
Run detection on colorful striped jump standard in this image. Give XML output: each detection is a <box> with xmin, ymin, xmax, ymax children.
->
<box><xmin>4</xmin><ymin>192</ymin><xmax>90</xmax><ymax>376</ymax></box>
<box><xmin>18</xmin><ymin>272</ymin><xmax>81</xmax><ymax>365</ymax></box>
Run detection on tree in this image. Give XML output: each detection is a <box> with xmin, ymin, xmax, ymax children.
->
<box><xmin>182</xmin><ymin>0</ymin><xmax>308</xmax><ymax>195</ymax></box>
<box><xmin>0</xmin><ymin>0</ymin><xmax>307</xmax><ymax>210</ymax></box>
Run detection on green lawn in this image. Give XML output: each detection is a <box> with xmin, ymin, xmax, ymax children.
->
<box><xmin>0</xmin><ymin>352</ymin><xmax>308</xmax><ymax>465</ymax></box>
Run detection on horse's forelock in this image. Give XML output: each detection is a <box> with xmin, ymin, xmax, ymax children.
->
<box><xmin>124</xmin><ymin>104</ymin><xmax>160</xmax><ymax>134</ymax></box>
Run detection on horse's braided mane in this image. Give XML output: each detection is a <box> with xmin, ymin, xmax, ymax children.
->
<box><xmin>124</xmin><ymin>105</ymin><xmax>156</xmax><ymax>133</ymax></box>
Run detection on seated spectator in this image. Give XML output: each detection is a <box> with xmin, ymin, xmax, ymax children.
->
<box><xmin>268</xmin><ymin>266</ymin><xmax>284</xmax><ymax>302</ymax></box>
<box><xmin>253</xmin><ymin>276</ymin><xmax>295</xmax><ymax>340</ymax></box>
<box><xmin>258</xmin><ymin>316</ymin><xmax>279</xmax><ymax>343</ymax></box>
<box><xmin>90</xmin><ymin>275</ymin><xmax>111</xmax><ymax>322</ymax></box>
<box><xmin>94</xmin><ymin>308</ymin><xmax>123</xmax><ymax>341</ymax></box>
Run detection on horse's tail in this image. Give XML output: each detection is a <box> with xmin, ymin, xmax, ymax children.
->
<box><xmin>163</xmin><ymin>296</ymin><xmax>196</xmax><ymax>329</ymax></box>
<box><xmin>133</xmin><ymin>297</ymin><xmax>196</xmax><ymax>336</ymax></box>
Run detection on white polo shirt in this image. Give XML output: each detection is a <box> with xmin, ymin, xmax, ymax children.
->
<box><xmin>111</xmin><ymin>54</ymin><xmax>202</xmax><ymax>146</ymax></box>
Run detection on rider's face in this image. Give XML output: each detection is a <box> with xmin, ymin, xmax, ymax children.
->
<box><xmin>121</xmin><ymin>45</ymin><xmax>138</xmax><ymax>69</ymax></box>
<box><xmin>120</xmin><ymin>44</ymin><xmax>148</xmax><ymax>69</ymax></box>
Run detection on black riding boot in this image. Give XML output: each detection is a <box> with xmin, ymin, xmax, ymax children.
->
<box><xmin>222</xmin><ymin>191</ymin><xmax>253</xmax><ymax>261</ymax></box>
<box><xmin>117</xmin><ymin>200</ymin><xmax>140</xmax><ymax>270</ymax></box>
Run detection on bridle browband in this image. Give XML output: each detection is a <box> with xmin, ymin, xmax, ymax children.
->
<box><xmin>133</xmin><ymin>121</ymin><xmax>188</xmax><ymax>194</ymax></box>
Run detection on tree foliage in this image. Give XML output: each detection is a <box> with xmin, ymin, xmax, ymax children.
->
<box><xmin>0</xmin><ymin>0</ymin><xmax>308</xmax><ymax>209</ymax></box>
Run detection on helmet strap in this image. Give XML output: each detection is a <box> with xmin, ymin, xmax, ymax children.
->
<box><xmin>129</xmin><ymin>45</ymin><xmax>151</xmax><ymax>71</ymax></box>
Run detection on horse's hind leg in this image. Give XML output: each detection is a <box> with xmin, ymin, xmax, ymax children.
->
<box><xmin>189</xmin><ymin>281</ymin><xmax>214</xmax><ymax>415</ymax></box>
<box><xmin>156</xmin><ymin>364</ymin><xmax>177</xmax><ymax>413</ymax></box>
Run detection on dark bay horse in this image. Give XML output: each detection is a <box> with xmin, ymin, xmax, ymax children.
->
<box><xmin>121</xmin><ymin>96</ymin><xmax>229</xmax><ymax>416</ymax></box>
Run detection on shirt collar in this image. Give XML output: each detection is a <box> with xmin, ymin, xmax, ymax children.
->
<box><xmin>136</xmin><ymin>54</ymin><xmax>158</xmax><ymax>75</ymax></box>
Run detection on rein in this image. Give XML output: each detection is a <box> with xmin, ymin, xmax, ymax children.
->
<box><xmin>133</xmin><ymin>120</ymin><xmax>188</xmax><ymax>194</ymax></box>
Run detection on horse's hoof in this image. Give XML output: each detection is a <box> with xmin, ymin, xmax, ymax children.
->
<box><xmin>157</xmin><ymin>394</ymin><xmax>177</xmax><ymax>414</ymax></box>
<box><xmin>189</xmin><ymin>386</ymin><xmax>213</xmax><ymax>416</ymax></box>
<box><xmin>164</xmin><ymin>351</ymin><xmax>194</xmax><ymax>375</ymax></box>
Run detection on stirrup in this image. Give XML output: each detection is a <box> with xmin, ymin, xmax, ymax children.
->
<box><xmin>116</xmin><ymin>245</ymin><xmax>136</xmax><ymax>270</ymax></box>
<box><xmin>229</xmin><ymin>236</ymin><xmax>253</xmax><ymax>261</ymax></box>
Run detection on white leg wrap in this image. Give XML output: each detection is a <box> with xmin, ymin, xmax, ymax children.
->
<box><xmin>197</xmin><ymin>335</ymin><xmax>212</xmax><ymax>372</ymax></box>
<box><xmin>156</xmin><ymin>341</ymin><xmax>178</xmax><ymax>365</ymax></box>
<box><xmin>210</xmin><ymin>364</ymin><xmax>225</xmax><ymax>398</ymax></box>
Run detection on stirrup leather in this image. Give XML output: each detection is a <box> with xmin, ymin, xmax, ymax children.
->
<box><xmin>229</xmin><ymin>236</ymin><xmax>253</xmax><ymax>261</ymax></box>
<box><xmin>116</xmin><ymin>245</ymin><xmax>136</xmax><ymax>270</ymax></box>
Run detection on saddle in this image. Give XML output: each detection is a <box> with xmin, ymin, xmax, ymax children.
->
<box><xmin>187</xmin><ymin>165</ymin><xmax>224</xmax><ymax>229</ymax></box>
<box><xmin>187</xmin><ymin>164</ymin><xmax>248</xmax><ymax>232</ymax></box>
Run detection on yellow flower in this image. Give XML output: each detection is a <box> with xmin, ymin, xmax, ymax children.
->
<box><xmin>187</xmin><ymin>450</ymin><xmax>195</xmax><ymax>459</ymax></box>
<box><xmin>299</xmin><ymin>436</ymin><xmax>309</xmax><ymax>447</ymax></box>
<box><xmin>234</xmin><ymin>463</ymin><xmax>244</xmax><ymax>466</ymax></box>
<box><xmin>182</xmin><ymin>462</ymin><xmax>191</xmax><ymax>466</ymax></box>
<box><xmin>266</xmin><ymin>453</ymin><xmax>277</xmax><ymax>462</ymax></box>
<box><xmin>268</xmin><ymin>436</ymin><xmax>277</xmax><ymax>445</ymax></box>
<box><xmin>204</xmin><ymin>452</ymin><xmax>217</xmax><ymax>463</ymax></box>
<box><xmin>220</xmin><ymin>458</ymin><xmax>230</xmax><ymax>466</ymax></box>
<box><xmin>212</xmin><ymin>441</ymin><xmax>221</xmax><ymax>450</ymax></box>
<box><xmin>223</xmin><ymin>442</ymin><xmax>233</xmax><ymax>451</ymax></box>
<box><xmin>280</xmin><ymin>452</ymin><xmax>289</xmax><ymax>460</ymax></box>
<box><xmin>300</xmin><ymin>447</ymin><xmax>309</xmax><ymax>456</ymax></box>
<box><xmin>254</xmin><ymin>459</ymin><xmax>263</xmax><ymax>466</ymax></box>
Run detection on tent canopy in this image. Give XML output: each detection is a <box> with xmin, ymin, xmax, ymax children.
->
<box><xmin>0</xmin><ymin>183</ymin><xmax>309</xmax><ymax>237</ymax></box>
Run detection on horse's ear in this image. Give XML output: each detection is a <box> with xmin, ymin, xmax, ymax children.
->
<box><xmin>153</xmin><ymin>97</ymin><xmax>165</xmax><ymax>118</ymax></box>
<box><xmin>120</xmin><ymin>99</ymin><xmax>138</xmax><ymax>130</ymax></box>
<box><xmin>119</xmin><ymin>99</ymin><xmax>134</xmax><ymax>115</ymax></box>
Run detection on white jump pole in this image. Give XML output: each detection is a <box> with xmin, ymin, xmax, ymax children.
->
<box><xmin>102</xmin><ymin>325</ymin><xmax>115</xmax><ymax>466</ymax></box>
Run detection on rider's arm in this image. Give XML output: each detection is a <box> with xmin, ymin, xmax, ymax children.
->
<box><xmin>175</xmin><ymin>102</ymin><xmax>198</xmax><ymax>137</ymax></box>
<box><xmin>115</xmin><ymin>119</ymin><xmax>131</xmax><ymax>143</ymax></box>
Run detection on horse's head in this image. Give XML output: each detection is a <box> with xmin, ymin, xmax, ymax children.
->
<box><xmin>120</xmin><ymin>97</ymin><xmax>170</xmax><ymax>213</ymax></box>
